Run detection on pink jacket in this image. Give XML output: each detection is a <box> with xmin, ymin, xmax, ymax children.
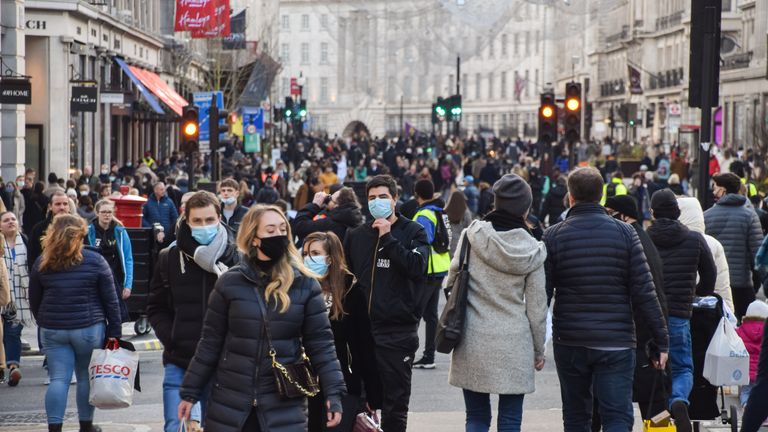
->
<box><xmin>736</xmin><ymin>318</ymin><xmax>765</xmax><ymax>381</ymax></box>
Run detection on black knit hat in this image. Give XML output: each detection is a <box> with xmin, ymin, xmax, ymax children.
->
<box><xmin>605</xmin><ymin>195</ymin><xmax>639</xmax><ymax>220</ymax></box>
<box><xmin>492</xmin><ymin>174</ymin><xmax>532</xmax><ymax>217</ymax></box>
<box><xmin>651</xmin><ymin>189</ymin><xmax>681</xmax><ymax>220</ymax></box>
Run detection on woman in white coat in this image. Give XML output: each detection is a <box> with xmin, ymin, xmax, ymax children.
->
<box><xmin>446</xmin><ymin>174</ymin><xmax>548</xmax><ymax>432</ymax></box>
<box><xmin>677</xmin><ymin>196</ymin><xmax>735</xmax><ymax>314</ymax></box>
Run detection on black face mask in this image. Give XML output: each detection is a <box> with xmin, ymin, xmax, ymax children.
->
<box><xmin>257</xmin><ymin>235</ymin><xmax>289</xmax><ymax>261</ymax></box>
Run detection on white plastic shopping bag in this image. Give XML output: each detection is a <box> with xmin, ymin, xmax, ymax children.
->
<box><xmin>88</xmin><ymin>342</ymin><xmax>139</xmax><ymax>409</ymax></box>
<box><xmin>702</xmin><ymin>317</ymin><xmax>750</xmax><ymax>386</ymax></box>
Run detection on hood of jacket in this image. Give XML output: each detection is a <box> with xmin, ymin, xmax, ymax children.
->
<box><xmin>647</xmin><ymin>218</ymin><xmax>691</xmax><ymax>248</ymax></box>
<box><xmin>717</xmin><ymin>193</ymin><xmax>748</xmax><ymax>207</ymax></box>
<box><xmin>466</xmin><ymin>220</ymin><xmax>546</xmax><ymax>275</ymax></box>
<box><xmin>329</xmin><ymin>203</ymin><xmax>363</xmax><ymax>227</ymax></box>
<box><xmin>677</xmin><ymin>197</ymin><xmax>705</xmax><ymax>234</ymax></box>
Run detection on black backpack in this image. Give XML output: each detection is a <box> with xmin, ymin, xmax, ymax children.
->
<box><xmin>606</xmin><ymin>182</ymin><xmax>619</xmax><ymax>198</ymax></box>
<box><xmin>432</xmin><ymin>210</ymin><xmax>451</xmax><ymax>254</ymax></box>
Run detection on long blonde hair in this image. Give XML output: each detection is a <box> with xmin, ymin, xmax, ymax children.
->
<box><xmin>39</xmin><ymin>214</ymin><xmax>87</xmax><ymax>273</ymax></box>
<box><xmin>237</xmin><ymin>205</ymin><xmax>313</xmax><ymax>313</ymax></box>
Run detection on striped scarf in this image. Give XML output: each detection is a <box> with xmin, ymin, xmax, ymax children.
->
<box><xmin>1</xmin><ymin>234</ymin><xmax>33</xmax><ymax>326</ymax></box>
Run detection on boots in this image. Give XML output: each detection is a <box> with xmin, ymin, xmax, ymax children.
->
<box><xmin>48</xmin><ymin>424</ymin><xmax>62</xmax><ymax>432</ymax></box>
<box><xmin>79</xmin><ymin>420</ymin><xmax>103</xmax><ymax>432</ymax></box>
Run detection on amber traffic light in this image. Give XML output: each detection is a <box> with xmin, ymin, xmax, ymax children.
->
<box><xmin>564</xmin><ymin>82</ymin><xmax>582</xmax><ymax>142</ymax></box>
<box><xmin>538</xmin><ymin>91</ymin><xmax>557</xmax><ymax>143</ymax></box>
<box><xmin>180</xmin><ymin>105</ymin><xmax>199</xmax><ymax>154</ymax></box>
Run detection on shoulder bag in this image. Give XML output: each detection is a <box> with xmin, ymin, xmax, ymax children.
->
<box><xmin>435</xmin><ymin>232</ymin><xmax>471</xmax><ymax>354</ymax></box>
<box><xmin>254</xmin><ymin>287</ymin><xmax>321</xmax><ymax>399</ymax></box>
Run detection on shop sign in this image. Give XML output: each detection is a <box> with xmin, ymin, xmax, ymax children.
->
<box><xmin>100</xmin><ymin>93</ymin><xmax>125</xmax><ymax>104</ymax></box>
<box><xmin>0</xmin><ymin>78</ymin><xmax>32</xmax><ymax>104</ymax></box>
<box><xmin>71</xmin><ymin>86</ymin><xmax>98</xmax><ymax>112</ymax></box>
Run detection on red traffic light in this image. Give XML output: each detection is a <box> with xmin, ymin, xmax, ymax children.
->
<box><xmin>228</xmin><ymin>112</ymin><xmax>238</xmax><ymax>124</ymax></box>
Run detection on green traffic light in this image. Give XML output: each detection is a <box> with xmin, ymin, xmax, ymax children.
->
<box><xmin>451</xmin><ymin>107</ymin><xmax>462</xmax><ymax>115</ymax></box>
<box><xmin>285</xmin><ymin>109</ymin><xmax>292</xmax><ymax>117</ymax></box>
<box><xmin>299</xmin><ymin>109</ymin><xmax>307</xmax><ymax>117</ymax></box>
<box><xmin>435</xmin><ymin>106</ymin><xmax>446</xmax><ymax>116</ymax></box>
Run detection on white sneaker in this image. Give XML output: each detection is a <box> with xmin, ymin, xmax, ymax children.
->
<box><xmin>71</xmin><ymin>374</ymin><xmax>77</xmax><ymax>385</ymax></box>
<box><xmin>44</xmin><ymin>376</ymin><xmax>50</xmax><ymax>385</ymax></box>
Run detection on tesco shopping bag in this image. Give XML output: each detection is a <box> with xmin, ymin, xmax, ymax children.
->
<box><xmin>89</xmin><ymin>340</ymin><xmax>140</xmax><ymax>409</ymax></box>
<box><xmin>702</xmin><ymin>317</ymin><xmax>750</xmax><ymax>386</ymax></box>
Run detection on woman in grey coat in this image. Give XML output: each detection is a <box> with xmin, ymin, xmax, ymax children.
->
<box><xmin>446</xmin><ymin>174</ymin><xmax>548</xmax><ymax>432</ymax></box>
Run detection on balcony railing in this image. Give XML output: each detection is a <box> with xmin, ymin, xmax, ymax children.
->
<box><xmin>605</xmin><ymin>26</ymin><xmax>630</xmax><ymax>45</ymax></box>
<box><xmin>721</xmin><ymin>51</ymin><xmax>753</xmax><ymax>71</ymax></box>
<box><xmin>655</xmin><ymin>11</ymin><xmax>684</xmax><ymax>31</ymax></box>
<box><xmin>648</xmin><ymin>67</ymin><xmax>684</xmax><ymax>90</ymax></box>
<box><xmin>600</xmin><ymin>80</ymin><xmax>625</xmax><ymax>97</ymax></box>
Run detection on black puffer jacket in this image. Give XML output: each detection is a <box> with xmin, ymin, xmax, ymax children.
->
<box><xmin>704</xmin><ymin>194</ymin><xmax>764</xmax><ymax>289</ymax></box>
<box><xmin>647</xmin><ymin>218</ymin><xmax>716</xmax><ymax>319</ymax></box>
<box><xmin>146</xmin><ymin>224</ymin><xmax>239</xmax><ymax>369</ymax></box>
<box><xmin>179</xmin><ymin>262</ymin><xmax>346</xmax><ymax>432</ymax></box>
<box><xmin>292</xmin><ymin>202</ymin><xmax>363</xmax><ymax>244</ymax></box>
<box><xmin>543</xmin><ymin>203</ymin><xmax>668</xmax><ymax>351</ymax></box>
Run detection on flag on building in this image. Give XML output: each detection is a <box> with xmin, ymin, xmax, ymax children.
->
<box><xmin>628</xmin><ymin>64</ymin><xmax>643</xmax><ymax>94</ymax></box>
<box><xmin>514</xmin><ymin>75</ymin><xmax>525</xmax><ymax>102</ymax></box>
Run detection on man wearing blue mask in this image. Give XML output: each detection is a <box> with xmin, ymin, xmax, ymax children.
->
<box><xmin>343</xmin><ymin>175</ymin><xmax>430</xmax><ymax>432</ymax></box>
<box><xmin>218</xmin><ymin>178</ymin><xmax>249</xmax><ymax>233</ymax></box>
<box><xmin>147</xmin><ymin>190</ymin><xmax>238</xmax><ymax>432</ymax></box>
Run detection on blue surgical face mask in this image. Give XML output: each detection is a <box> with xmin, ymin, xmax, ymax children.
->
<box><xmin>304</xmin><ymin>255</ymin><xmax>330</xmax><ymax>277</ymax></box>
<box><xmin>368</xmin><ymin>198</ymin><xmax>393</xmax><ymax>219</ymax></box>
<box><xmin>221</xmin><ymin>196</ymin><xmax>236</xmax><ymax>206</ymax></box>
<box><xmin>190</xmin><ymin>223</ymin><xmax>218</xmax><ymax>245</ymax></box>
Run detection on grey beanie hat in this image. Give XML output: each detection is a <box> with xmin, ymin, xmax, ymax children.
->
<box><xmin>492</xmin><ymin>174</ymin><xmax>533</xmax><ymax>217</ymax></box>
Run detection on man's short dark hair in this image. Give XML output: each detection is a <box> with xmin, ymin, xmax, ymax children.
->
<box><xmin>366</xmin><ymin>175</ymin><xmax>398</xmax><ymax>198</ymax></box>
<box><xmin>567</xmin><ymin>167</ymin><xmax>604</xmax><ymax>203</ymax></box>
<box><xmin>184</xmin><ymin>190</ymin><xmax>221</xmax><ymax>219</ymax></box>
<box><xmin>220</xmin><ymin>178</ymin><xmax>239</xmax><ymax>190</ymax></box>
<box><xmin>713</xmin><ymin>172</ymin><xmax>741</xmax><ymax>195</ymax></box>
<box><xmin>414</xmin><ymin>179</ymin><xmax>435</xmax><ymax>200</ymax></box>
<box><xmin>335</xmin><ymin>187</ymin><xmax>360</xmax><ymax>208</ymax></box>
<box><xmin>47</xmin><ymin>172</ymin><xmax>58</xmax><ymax>184</ymax></box>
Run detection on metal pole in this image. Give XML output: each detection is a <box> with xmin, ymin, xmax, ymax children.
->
<box><xmin>455</xmin><ymin>55</ymin><xmax>461</xmax><ymax>136</ymax></box>
<box><xmin>697</xmin><ymin>5</ymin><xmax>718</xmax><ymax>208</ymax></box>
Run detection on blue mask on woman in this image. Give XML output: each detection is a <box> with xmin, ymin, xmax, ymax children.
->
<box><xmin>368</xmin><ymin>198</ymin><xmax>392</xmax><ymax>219</ymax></box>
<box><xmin>304</xmin><ymin>255</ymin><xmax>329</xmax><ymax>277</ymax></box>
<box><xmin>190</xmin><ymin>223</ymin><xmax>218</xmax><ymax>245</ymax></box>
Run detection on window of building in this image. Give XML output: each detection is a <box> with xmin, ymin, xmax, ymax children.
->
<box><xmin>489</xmin><ymin>39</ymin><xmax>495</xmax><ymax>58</ymax></box>
<box><xmin>501</xmin><ymin>71</ymin><xmax>508</xmax><ymax>99</ymax></box>
<box><xmin>475</xmin><ymin>73</ymin><xmax>481</xmax><ymax>100</ymax></box>
<box><xmin>525</xmin><ymin>31</ymin><xmax>530</xmax><ymax>54</ymax></box>
<box><xmin>302</xmin><ymin>14</ymin><xmax>310</xmax><ymax>31</ymax></box>
<box><xmin>281</xmin><ymin>77</ymin><xmax>289</xmax><ymax>96</ymax></box>
<box><xmin>281</xmin><ymin>15</ymin><xmax>290</xmax><ymax>30</ymax></box>
<box><xmin>388</xmin><ymin>76</ymin><xmax>397</xmax><ymax>102</ymax></box>
<box><xmin>448</xmin><ymin>74</ymin><xmax>455</xmax><ymax>94</ymax></box>
<box><xmin>514</xmin><ymin>33</ymin><xmax>519</xmax><ymax>55</ymax></box>
<box><xmin>488</xmin><ymin>72</ymin><xmax>494</xmax><ymax>99</ymax></box>
<box><xmin>476</xmin><ymin>36</ymin><xmax>483</xmax><ymax>54</ymax></box>
<box><xmin>320</xmin><ymin>77</ymin><xmax>329</xmax><ymax>102</ymax></box>
<box><xmin>524</xmin><ymin>70</ymin><xmax>530</xmax><ymax>97</ymax></box>
<box><xmin>320</xmin><ymin>43</ymin><xmax>329</xmax><ymax>63</ymax></box>
<box><xmin>281</xmin><ymin>43</ymin><xmax>290</xmax><ymax>63</ymax></box>
<box><xmin>535</xmin><ymin>31</ymin><xmax>540</xmax><ymax>54</ymax></box>
<box><xmin>501</xmin><ymin>34</ymin><xmax>508</xmax><ymax>57</ymax></box>
<box><xmin>419</xmin><ymin>75</ymin><xmax>427</xmax><ymax>101</ymax></box>
<box><xmin>320</xmin><ymin>14</ymin><xmax>328</xmax><ymax>29</ymax></box>
<box><xmin>404</xmin><ymin>75</ymin><xmax>413</xmax><ymax>101</ymax></box>
<box><xmin>301</xmin><ymin>43</ymin><xmax>309</xmax><ymax>64</ymax></box>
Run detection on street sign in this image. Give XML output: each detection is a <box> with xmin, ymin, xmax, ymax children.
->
<box><xmin>100</xmin><ymin>93</ymin><xmax>124</xmax><ymax>104</ymax></box>
<box><xmin>668</xmin><ymin>103</ymin><xmax>682</xmax><ymax>116</ymax></box>
<box><xmin>193</xmin><ymin>91</ymin><xmax>224</xmax><ymax>143</ymax></box>
<box><xmin>244</xmin><ymin>132</ymin><xmax>260</xmax><ymax>153</ymax></box>
<box><xmin>242</xmin><ymin>106</ymin><xmax>264</xmax><ymax>134</ymax></box>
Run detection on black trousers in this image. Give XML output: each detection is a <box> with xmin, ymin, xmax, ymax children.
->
<box><xmin>375</xmin><ymin>346</ymin><xmax>416</xmax><ymax>432</ymax></box>
<box><xmin>241</xmin><ymin>408</ymin><xmax>262</xmax><ymax>431</ymax></box>
<box><xmin>419</xmin><ymin>277</ymin><xmax>443</xmax><ymax>361</ymax></box>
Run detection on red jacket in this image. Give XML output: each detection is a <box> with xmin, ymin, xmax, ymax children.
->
<box><xmin>736</xmin><ymin>318</ymin><xmax>765</xmax><ymax>381</ymax></box>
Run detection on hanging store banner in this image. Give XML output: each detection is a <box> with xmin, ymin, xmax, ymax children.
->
<box><xmin>174</xmin><ymin>0</ymin><xmax>216</xmax><ymax>32</ymax></box>
<box><xmin>191</xmin><ymin>0</ymin><xmax>230</xmax><ymax>38</ymax></box>
<box><xmin>222</xmin><ymin>9</ymin><xmax>246</xmax><ymax>49</ymax></box>
<box><xmin>0</xmin><ymin>78</ymin><xmax>32</xmax><ymax>104</ymax></box>
<box><xmin>71</xmin><ymin>85</ymin><xmax>98</xmax><ymax>112</ymax></box>
<box><xmin>628</xmin><ymin>64</ymin><xmax>643</xmax><ymax>95</ymax></box>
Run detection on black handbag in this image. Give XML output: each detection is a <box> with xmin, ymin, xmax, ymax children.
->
<box><xmin>254</xmin><ymin>287</ymin><xmax>321</xmax><ymax>399</ymax></box>
<box><xmin>435</xmin><ymin>232</ymin><xmax>471</xmax><ymax>354</ymax></box>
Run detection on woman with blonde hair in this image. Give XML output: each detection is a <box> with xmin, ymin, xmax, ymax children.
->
<box><xmin>85</xmin><ymin>199</ymin><xmax>134</xmax><ymax>323</ymax></box>
<box><xmin>178</xmin><ymin>205</ymin><xmax>346</xmax><ymax>432</ymax></box>
<box><xmin>29</xmin><ymin>214</ymin><xmax>121</xmax><ymax>432</ymax></box>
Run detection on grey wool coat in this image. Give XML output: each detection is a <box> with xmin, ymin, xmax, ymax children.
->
<box><xmin>447</xmin><ymin>220</ymin><xmax>548</xmax><ymax>395</ymax></box>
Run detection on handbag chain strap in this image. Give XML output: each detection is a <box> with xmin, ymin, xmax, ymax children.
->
<box><xmin>253</xmin><ymin>286</ymin><xmax>320</xmax><ymax>398</ymax></box>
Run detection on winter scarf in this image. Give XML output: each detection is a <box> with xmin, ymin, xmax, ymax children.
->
<box><xmin>176</xmin><ymin>222</ymin><xmax>231</xmax><ymax>276</ymax></box>
<box><xmin>484</xmin><ymin>210</ymin><xmax>531</xmax><ymax>234</ymax></box>
<box><xmin>1</xmin><ymin>233</ymin><xmax>33</xmax><ymax>326</ymax></box>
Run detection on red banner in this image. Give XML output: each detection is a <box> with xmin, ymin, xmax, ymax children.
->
<box><xmin>290</xmin><ymin>78</ymin><xmax>300</xmax><ymax>96</ymax></box>
<box><xmin>191</xmin><ymin>0</ymin><xmax>231</xmax><ymax>38</ymax></box>
<box><xmin>174</xmin><ymin>0</ymin><xmax>216</xmax><ymax>32</ymax></box>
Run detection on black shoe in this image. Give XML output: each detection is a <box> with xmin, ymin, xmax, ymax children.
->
<box><xmin>412</xmin><ymin>357</ymin><xmax>436</xmax><ymax>369</ymax></box>
<box><xmin>79</xmin><ymin>420</ymin><xmax>103</xmax><ymax>432</ymax></box>
<box><xmin>670</xmin><ymin>400</ymin><xmax>692</xmax><ymax>432</ymax></box>
<box><xmin>48</xmin><ymin>424</ymin><xmax>62</xmax><ymax>432</ymax></box>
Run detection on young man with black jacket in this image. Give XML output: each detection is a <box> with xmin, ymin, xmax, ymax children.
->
<box><xmin>147</xmin><ymin>191</ymin><xmax>239</xmax><ymax>432</ymax></box>
<box><xmin>218</xmin><ymin>178</ymin><xmax>249</xmax><ymax>233</ymax></box>
<box><xmin>647</xmin><ymin>189</ymin><xmax>716</xmax><ymax>432</ymax></box>
<box><xmin>343</xmin><ymin>175</ymin><xmax>430</xmax><ymax>432</ymax></box>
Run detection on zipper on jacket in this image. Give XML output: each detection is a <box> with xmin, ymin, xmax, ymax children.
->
<box><xmin>368</xmin><ymin>237</ymin><xmax>380</xmax><ymax>315</ymax></box>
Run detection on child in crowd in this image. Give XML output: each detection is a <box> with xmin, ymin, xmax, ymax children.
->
<box><xmin>736</xmin><ymin>300</ymin><xmax>768</xmax><ymax>407</ymax></box>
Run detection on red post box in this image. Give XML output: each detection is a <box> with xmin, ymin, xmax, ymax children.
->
<box><xmin>110</xmin><ymin>194</ymin><xmax>147</xmax><ymax>228</ymax></box>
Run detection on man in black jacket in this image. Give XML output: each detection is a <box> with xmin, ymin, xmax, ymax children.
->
<box><xmin>147</xmin><ymin>191</ymin><xmax>238</xmax><ymax>432</ymax></box>
<box><xmin>543</xmin><ymin>167</ymin><xmax>668</xmax><ymax>432</ymax></box>
<box><xmin>343</xmin><ymin>175</ymin><xmax>429</xmax><ymax>432</ymax></box>
<box><xmin>27</xmin><ymin>190</ymin><xmax>71</xmax><ymax>266</ymax></box>
<box><xmin>292</xmin><ymin>186</ymin><xmax>363</xmax><ymax>245</ymax></box>
<box><xmin>647</xmin><ymin>189</ymin><xmax>716</xmax><ymax>432</ymax></box>
<box><xmin>218</xmin><ymin>178</ymin><xmax>249</xmax><ymax>233</ymax></box>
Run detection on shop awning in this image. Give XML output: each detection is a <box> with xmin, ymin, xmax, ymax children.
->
<box><xmin>128</xmin><ymin>66</ymin><xmax>187</xmax><ymax>116</ymax></box>
<box><xmin>113</xmin><ymin>57</ymin><xmax>164</xmax><ymax>115</ymax></box>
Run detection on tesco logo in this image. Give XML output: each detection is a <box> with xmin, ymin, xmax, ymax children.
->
<box><xmin>91</xmin><ymin>364</ymin><xmax>132</xmax><ymax>377</ymax></box>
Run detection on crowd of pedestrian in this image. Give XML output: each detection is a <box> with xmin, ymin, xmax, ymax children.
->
<box><xmin>0</xmin><ymin>130</ymin><xmax>767</xmax><ymax>432</ymax></box>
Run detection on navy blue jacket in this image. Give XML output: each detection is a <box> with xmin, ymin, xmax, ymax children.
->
<box><xmin>29</xmin><ymin>247</ymin><xmax>122</xmax><ymax>338</ymax></box>
<box><xmin>142</xmin><ymin>194</ymin><xmax>179</xmax><ymax>234</ymax></box>
<box><xmin>543</xmin><ymin>203</ymin><xmax>668</xmax><ymax>351</ymax></box>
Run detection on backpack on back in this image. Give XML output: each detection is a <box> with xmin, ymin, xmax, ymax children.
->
<box><xmin>606</xmin><ymin>182</ymin><xmax>619</xmax><ymax>198</ymax></box>
<box><xmin>432</xmin><ymin>210</ymin><xmax>451</xmax><ymax>255</ymax></box>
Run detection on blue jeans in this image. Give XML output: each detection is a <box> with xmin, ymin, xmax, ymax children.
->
<box><xmin>668</xmin><ymin>316</ymin><xmax>693</xmax><ymax>407</ymax></box>
<box><xmin>554</xmin><ymin>344</ymin><xmax>635</xmax><ymax>432</ymax></box>
<box><xmin>462</xmin><ymin>389</ymin><xmax>524</xmax><ymax>432</ymax></box>
<box><xmin>40</xmin><ymin>323</ymin><xmax>105</xmax><ymax>424</ymax></box>
<box><xmin>3</xmin><ymin>318</ymin><xmax>23</xmax><ymax>367</ymax></box>
<box><xmin>163</xmin><ymin>363</ymin><xmax>204</xmax><ymax>432</ymax></box>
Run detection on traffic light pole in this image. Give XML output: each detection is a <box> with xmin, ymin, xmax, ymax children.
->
<box><xmin>454</xmin><ymin>56</ymin><xmax>461</xmax><ymax>136</ymax></box>
<box><xmin>697</xmin><ymin>6</ymin><xmax>718</xmax><ymax>209</ymax></box>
